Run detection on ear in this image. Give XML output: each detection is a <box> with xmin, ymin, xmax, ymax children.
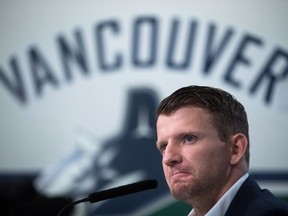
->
<box><xmin>230</xmin><ymin>133</ymin><xmax>248</xmax><ymax>165</ymax></box>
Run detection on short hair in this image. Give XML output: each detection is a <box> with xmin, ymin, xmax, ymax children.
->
<box><xmin>156</xmin><ymin>85</ymin><xmax>250</xmax><ymax>165</ymax></box>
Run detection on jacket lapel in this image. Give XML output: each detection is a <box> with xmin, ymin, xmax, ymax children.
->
<box><xmin>224</xmin><ymin>176</ymin><xmax>261</xmax><ymax>216</ymax></box>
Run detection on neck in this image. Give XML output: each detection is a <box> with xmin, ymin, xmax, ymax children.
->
<box><xmin>190</xmin><ymin>170</ymin><xmax>247</xmax><ymax>216</ymax></box>
<box><xmin>189</xmin><ymin>187</ymin><xmax>223</xmax><ymax>216</ymax></box>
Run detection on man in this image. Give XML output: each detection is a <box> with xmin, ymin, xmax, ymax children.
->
<box><xmin>155</xmin><ymin>85</ymin><xmax>288</xmax><ymax>216</ymax></box>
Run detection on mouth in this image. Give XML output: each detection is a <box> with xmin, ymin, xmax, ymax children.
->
<box><xmin>171</xmin><ymin>171</ymin><xmax>191</xmax><ymax>181</ymax></box>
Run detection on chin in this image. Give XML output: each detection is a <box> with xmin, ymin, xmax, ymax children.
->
<box><xmin>171</xmin><ymin>181</ymin><xmax>189</xmax><ymax>195</ymax></box>
<box><xmin>171</xmin><ymin>181</ymin><xmax>198</xmax><ymax>201</ymax></box>
<box><xmin>172</xmin><ymin>189</ymin><xmax>192</xmax><ymax>202</ymax></box>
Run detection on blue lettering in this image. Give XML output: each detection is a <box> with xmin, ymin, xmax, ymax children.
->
<box><xmin>132</xmin><ymin>17</ymin><xmax>158</xmax><ymax>67</ymax></box>
<box><xmin>0</xmin><ymin>57</ymin><xmax>27</xmax><ymax>104</ymax></box>
<box><xmin>96</xmin><ymin>20</ymin><xmax>122</xmax><ymax>71</ymax></box>
<box><xmin>57</xmin><ymin>29</ymin><xmax>90</xmax><ymax>81</ymax></box>
<box><xmin>203</xmin><ymin>23</ymin><xmax>234</xmax><ymax>74</ymax></box>
<box><xmin>29</xmin><ymin>46</ymin><xmax>59</xmax><ymax>96</ymax></box>
<box><xmin>224</xmin><ymin>34</ymin><xmax>263</xmax><ymax>88</ymax></box>
<box><xmin>250</xmin><ymin>48</ymin><xmax>288</xmax><ymax>104</ymax></box>
<box><xmin>166</xmin><ymin>19</ymin><xmax>197</xmax><ymax>70</ymax></box>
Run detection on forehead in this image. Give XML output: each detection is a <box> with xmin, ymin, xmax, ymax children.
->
<box><xmin>158</xmin><ymin>106</ymin><xmax>211</xmax><ymax>121</ymax></box>
<box><xmin>156</xmin><ymin>106</ymin><xmax>216</xmax><ymax>133</ymax></box>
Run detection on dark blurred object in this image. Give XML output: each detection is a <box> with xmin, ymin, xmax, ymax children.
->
<box><xmin>0</xmin><ymin>178</ymin><xmax>73</xmax><ymax>216</ymax></box>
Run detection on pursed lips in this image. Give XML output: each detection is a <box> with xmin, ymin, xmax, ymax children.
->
<box><xmin>171</xmin><ymin>170</ymin><xmax>191</xmax><ymax>180</ymax></box>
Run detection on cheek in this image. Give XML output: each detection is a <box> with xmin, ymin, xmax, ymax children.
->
<box><xmin>162</xmin><ymin>159</ymin><xmax>172</xmax><ymax>173</ymax></box>
<box><xmin>204</xmin><ymin>145</ymin><xmax>231</xmax><ymax>169</ymax></box>
<box><xmin>162</xmin><ymin>162</ymin><xmax>169</xmax><ymax>175</ymax></box>
<box><xmin>186</xmin><ymin>144</ymin><xmax>227</xmax><ymax>168</ymax></box>
<box><xmin>185</xmin><ymin>147</ymin><xmax>205</xmax><ymax>163</ymax></box>
<box><xmin>162</xmin><ymin>164</ymin><xmax>171</xmax><ymax>184</ymax></box>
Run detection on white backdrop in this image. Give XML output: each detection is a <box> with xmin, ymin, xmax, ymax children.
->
<box><xmin>0</xmin><ymin>0</ymin><xmax>287</xmax><ymax>196</ymax></box>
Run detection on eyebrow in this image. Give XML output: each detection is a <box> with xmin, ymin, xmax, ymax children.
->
<box><xmin>155</xmin><ymin>131</ymin><xmax>200</xmax><ymax>147</ymax></box>
<box><xmin>155</xmin><ymin>140</ymin><xmax>163</xmax><ymax>148</ymax></box>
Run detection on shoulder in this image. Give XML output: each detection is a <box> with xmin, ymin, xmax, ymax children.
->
<box><xmin>225</xmin><ymin>176</ymin><xmax>288</xmax><ymax>216</ymax></box>
<box><xmin>248</xmin><ymin>188</ymin><xmax>288</xmax><ymax>216</ymax></box>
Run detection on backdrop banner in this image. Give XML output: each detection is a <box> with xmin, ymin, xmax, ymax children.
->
<box><xmin>0</xmin><ymin>1</ymin><xmax>287</xmax><ymax>215</ymax></box>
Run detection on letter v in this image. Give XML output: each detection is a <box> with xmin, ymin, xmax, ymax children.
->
<box><xmin>203</xmin><ymin>23</ymin><xmax>234</xmax><ymax>74</ymax></box>
<box><xmin>0</xmin><ymin>57</ymin><xmax>27</xmax><ymax>104</ymax></box>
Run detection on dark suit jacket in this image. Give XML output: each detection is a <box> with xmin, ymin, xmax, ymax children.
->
<box><xmin>224</xmin><ymin>176</ymin><xmax>288</xmax><ymax>216</ymax></box>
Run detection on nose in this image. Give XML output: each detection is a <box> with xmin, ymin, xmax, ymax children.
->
<box><xmin>163</xmin><ymin>144</ymin><xmax>182</xmax><ymax>166</ymax></box>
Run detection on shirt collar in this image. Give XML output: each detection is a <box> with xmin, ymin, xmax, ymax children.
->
<box><xmin>188</xmin><ymin>173</ymin><xmax>249</xmax><ymax>216</ymax></box>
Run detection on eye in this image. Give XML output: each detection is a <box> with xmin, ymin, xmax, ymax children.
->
<box><xmin>158</xmin><ymin>144</ymin><xmax>167</xmax><ymax>153</ymax></box>
<box><xmin>185</xmin><ymin>135</ymin><xmax>195</xmax><ymax>143</ymax></box>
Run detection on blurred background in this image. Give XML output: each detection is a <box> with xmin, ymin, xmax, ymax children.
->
<box><xmin>0</xmin><ymin>1</ymin><xmax>287</xmax><ymax>215</ymax></box>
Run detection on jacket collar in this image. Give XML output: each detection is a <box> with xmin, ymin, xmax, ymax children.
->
<box><xmin>224</xmin><ymin>175</ymin><xmax>261</xmax><ymax>216</ymax></box>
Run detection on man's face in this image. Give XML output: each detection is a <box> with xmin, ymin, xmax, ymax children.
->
<box><xmin>156</xmin><ymin>106</ymin><xmax>232</xmax><ymax>203</ymax></box>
